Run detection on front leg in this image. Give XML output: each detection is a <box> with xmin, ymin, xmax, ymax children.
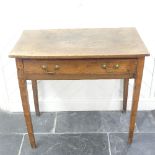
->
<box><xmin>18</xmin><ymin>79</ymin><xmax>37</xmax><ymax>148</ymax></box>
<box><xmin>128</xmin><ymin>57</ymin><xmax>144</xmax><ymax>144</ymax></box>
<box><xmin>16</xmin><ymin>59</ymin><xmax>36</xmax><ymax>148</ymax></box>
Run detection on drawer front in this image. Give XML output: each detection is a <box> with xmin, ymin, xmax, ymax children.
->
<box><xmin>23</xmin><ymin>59</ymin><xmax>137</xmax><ymax>76</ymax></box>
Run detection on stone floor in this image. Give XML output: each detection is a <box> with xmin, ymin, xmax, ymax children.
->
<box><xmin>0</xmin><ymin>111</ymin><xmax>155</xmax><ymax>155</ymax></box>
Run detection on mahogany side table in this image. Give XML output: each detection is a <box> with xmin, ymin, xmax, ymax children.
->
<box><xmin>9</xmin><ymin>28</ymin><xmax>149</xmax><ymax>148</ymax></box>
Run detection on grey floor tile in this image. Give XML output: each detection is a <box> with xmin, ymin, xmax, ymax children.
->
<box><xmin>56</xmin><ymin>111</ymin><xmax>132</xmax><ymax>133</ymax></box>
<box><xmin>21</xmin><ymin>133</ymin><xmax>109</xmax><ymax>155</ymax></box>
<box><xmin>136</xmin><ymin>111</ymin><xmax>155</xmax><ymax>132</ymax></box>
<box><xmin>0</xmin><ymin>112</ymin><xmax>55</xmax><ymax>133</ymax></box>
<box><xmin>0</xmin><ymin>134</ymin><xmax>23</xmax><ymax>155</ymax></box>
<box><xmin>109</xmin><ymin>133</ymin><xmax>155</xmax><ymax>155</ymax></box>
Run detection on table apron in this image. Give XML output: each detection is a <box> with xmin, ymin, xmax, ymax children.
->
<box><xmin>23</xmin><ymin>73</ymin><xmax>135</xmax><ymax>80</ymax></box>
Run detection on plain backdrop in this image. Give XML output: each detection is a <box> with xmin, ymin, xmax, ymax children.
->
<box><xmin>0</xmin><ymin>0</ymin><xmax>155</xmax><ymax>112</ymax></box>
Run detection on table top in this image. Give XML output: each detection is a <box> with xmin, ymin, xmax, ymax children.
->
<box><xmin>9</xmin><ymin>28</ymin><xmax>149</xmax><ymax>59</ymax></box>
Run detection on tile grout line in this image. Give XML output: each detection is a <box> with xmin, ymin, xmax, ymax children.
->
<box><xmin>107</xmin><ymin>133</ymin><xmax>112</xmax><ymax>155</ymax></box>
<box><xmin>135</xmin><ymin>123</ymin><xmax>139</xmax><ymax>133</ymax></box>
<box><xmin>18</xmin><ymin>134</ymin><xmax>25</xmax><ymax>155</ymax></box>
<box><xmin>52</xmin><ymin>112</ymin><xmax>57</xmax><ymax>133</ymax></box>
<box><xmin>3</xmin><ymin>131</ymin><xmax>155</xmax><ymax>135</ymax></box>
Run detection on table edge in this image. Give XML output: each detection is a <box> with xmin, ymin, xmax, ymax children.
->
<box><xmin>9</xmin><ymin>53</ymin><xmax>150</xmax><ymax>59</ymax></box>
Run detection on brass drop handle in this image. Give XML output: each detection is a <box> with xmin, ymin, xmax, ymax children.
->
<box><xmin>101</xmin><ymin>63</ymin><xmax>120</xmax><ymax>73</ymax></box>
<box><xmin>41</xmin><ymin>64</ymin><xmax>60</xmax><ymax>74</ymax></box>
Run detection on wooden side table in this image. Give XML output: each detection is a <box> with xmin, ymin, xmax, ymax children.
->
<box><xmin>9</xmin><ymin>28</ymin><xmax>149</xmax><ymax>148</ymax></box>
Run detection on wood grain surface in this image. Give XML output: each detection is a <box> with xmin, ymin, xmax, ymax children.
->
<box><xmin>9</xmin><ymin>28</ymin><xmax>149</xmax><ymax>59</ymax></box>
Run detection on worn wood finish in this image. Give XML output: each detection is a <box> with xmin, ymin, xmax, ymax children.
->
<box><xmin>16</xmin><ymin>59</ymin><xmax>36</xmax><ymax>148</ymax></box>
<box><xmin>32</xmin><ymin>80</ymin><xmax>40</xmax><ymax>116</ymax></box>
<box><xmin>10</xmin><ymin>28</ymin><xmax>149</xmax><ymax>147</ymax></box>
<box><xmin>128</xmin><ymin>57</ymin><xmax>145</xmax><ymax>144</ymax></box>
<box><xmin>123</xmin><ymin>78</ymin><xmax>129</xmax><ymax>112</ymax></box>
<box><xmin>9</xmin><ymin>28</ymin><xmax>149</xmax><ymax>59</ymax></box>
